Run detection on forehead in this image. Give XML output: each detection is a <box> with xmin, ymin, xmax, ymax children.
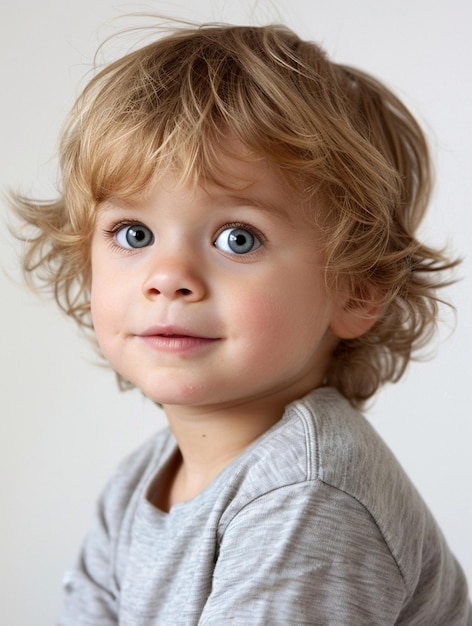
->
<box><xmin>198</xmin><ymin>151</ymin><xmax>299</xmax><ymax>210</ymax></box>
<box><xmin>102</xmin><ymin>145</ymin><xmax>313</xmax><ymax>222</ymax></box>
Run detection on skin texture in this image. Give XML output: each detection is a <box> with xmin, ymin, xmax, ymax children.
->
<box><xmin>90</xmin><ymin>153</ymin><xmax>375</xmax><ymax>506</ymax></box>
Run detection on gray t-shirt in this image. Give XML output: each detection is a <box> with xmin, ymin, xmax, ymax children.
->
<box><xmin>60</xmin><ymin>388</ymin><xmax>471</xmax><ymax>625</ymax></box>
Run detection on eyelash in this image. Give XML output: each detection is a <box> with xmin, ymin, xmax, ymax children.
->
<box><xmin>214</xmin><ymin>222</ymin><xmax>267</xmax><ymax>246</ymax></box>
<box><xmin>102</xmin><ymin>221</ymin><xmax>146</xmax><ymax>250</ymax></box>
<box><xmin>101</xmin><ymin>220</ymin><xmax>267</xmax><ymax>251</ymax></box>
<box><xmin>102</xmin><ymin>220</ymin><xmax>138</xmax><ymax>234</ymax></box>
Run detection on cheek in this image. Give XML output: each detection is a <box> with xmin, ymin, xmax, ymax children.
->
<box><xmin>89</xmin><ymin>271</ymin><xmax>122</xmax><ymax>349</ymax></box>
<box><xmin>90</xmin><ymin>272</ymin><xmax>105</xmax><ymax>328</ymax></box>
<box><xmin>233</xmin><ymin>289</ymin><xmax>299</xmax><ymax>347</ymax></box>
<box><xmin>233</xmin><ymin>279</ymin><xmax>332</xmax><ymax>354</ymax></box>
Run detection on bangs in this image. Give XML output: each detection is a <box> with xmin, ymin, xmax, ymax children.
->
<box><xmin>60</xmin><ymin>24</ymin><xmax>331</xmax><ymax>206</ymax></box>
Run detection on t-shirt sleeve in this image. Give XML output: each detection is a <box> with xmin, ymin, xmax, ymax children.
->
<box><xmin>58</xmin><ymin>433</ymin><xmax>164</xmax><ymax>626</ymax></box>
<box><xmin>58</xmin><ymin>483</ymin><xmax>121</xmax><ymax>626</ymax></box>
<box><xmin>199</xmin><ymin>480</ymin><xmax>407</xmax><ymax>625</ymax></box>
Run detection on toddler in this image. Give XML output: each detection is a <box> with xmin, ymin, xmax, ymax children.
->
<box><xmin>12</xmin><ymin>21</ymin><xmax>471</xmax><ymax>625</ymax></box>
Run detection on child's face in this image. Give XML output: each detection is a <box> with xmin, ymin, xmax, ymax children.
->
<box><xmin>90</xmin><ymin>153</ymin><xmax>348</xmax><ymax>413</ymax></box>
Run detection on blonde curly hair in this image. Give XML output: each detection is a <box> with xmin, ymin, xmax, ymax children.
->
<box><xmin>12</xmin><ymin>22</ymin><xmax>458</xmax><ymax>407</ymax></box>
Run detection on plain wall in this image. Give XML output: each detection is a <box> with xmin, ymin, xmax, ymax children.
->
<box><xmin>1</xmin><ymin>1</ymin><xmax>471</xmax><ymax>623</ymax></box>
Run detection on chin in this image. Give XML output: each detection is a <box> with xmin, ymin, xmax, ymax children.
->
<box><xmin>138</xmin><ymin>379</ymin><xmax>209</xmax><ymax>407</ymax></box>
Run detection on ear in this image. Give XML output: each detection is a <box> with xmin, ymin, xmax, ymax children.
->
<box><xmin>329</xmin><ymin>283</ymin><xmax>383</xmax><ymax>340</ymax></box>
<box><xmin>330</xmin><ymin>302</ymin><xmax>381</xmax><ymax>339</ymax></box>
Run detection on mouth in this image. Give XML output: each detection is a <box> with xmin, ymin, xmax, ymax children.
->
<box><xmin>137</xmin><ymin>325</ymin><xmax>220</xmax><ymax>353</ymax></box>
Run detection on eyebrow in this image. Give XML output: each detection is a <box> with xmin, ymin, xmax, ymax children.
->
<box><xmin>96</xmin><ymin>198</ymin><xmax>136</xmax><ymax>213</ymax></box>
<box><xmin>97</xmin><ymin>185</ymin><xmax>300</xmax><ymax>226</ymax></box>
<box><xmin>212</xmin><ymin>192</ymin><xmax>295</xmax><ymax>224</ymax></box>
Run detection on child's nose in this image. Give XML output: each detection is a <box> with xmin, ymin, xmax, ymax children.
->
<box><xmin>142</xmin><ymin>256</ymin><xmax>206</xmax><ymax>302</ymax></box>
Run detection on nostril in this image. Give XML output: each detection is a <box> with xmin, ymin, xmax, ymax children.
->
<box><xmin>178</xmin><ymin>288</ymin><xmax>192</xmax><ymax>295</ymax></box>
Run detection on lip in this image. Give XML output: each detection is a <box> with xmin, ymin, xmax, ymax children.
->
<box><xmin>136</xmin><ymin>325</ymin><xmax>220</xmax><ymax>354</ymax></box>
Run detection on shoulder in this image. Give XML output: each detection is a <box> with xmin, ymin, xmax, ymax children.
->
<box><xmin>98</xmin><ymin>427</ymin><xmax>175</xmax><ymax>530</ymax></box>
<box><xmin>219</xmin><ymin>389</ymin><xmax>444</xmax><ymax>592</ymax></box>
<box><xmin>114</xmin><ymin>426</ymin><xmax>174</xmax><ymax>485</ymax></box>
<box><xmin>297</xmin><ymin>389</ymin><xmax>434</xmax><ymax>589</ymax></box>
<box><xmin>222</xmin><ymin>387</ymin><xmax>398</xmax><ymax>503</ymax></box>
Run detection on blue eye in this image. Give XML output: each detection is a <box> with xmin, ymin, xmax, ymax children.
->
<box><xmin>214</xmin><ymin>227</ymin><xmax>261</xmax><ymax>255</ymax></box>
<box><xmin>115</xmin><ymin>224</ymin><xmax>154</xmax><ymax>249</ymax></box>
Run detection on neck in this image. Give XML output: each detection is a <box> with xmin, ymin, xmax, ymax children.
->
<box><xmin>161</xmin><ymin>389</ymin><xmax>303</xmax><ymax>506</ymax></box>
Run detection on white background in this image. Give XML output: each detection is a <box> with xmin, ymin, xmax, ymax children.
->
<box><xmin>1</xmin><ymin>1</ymin><xmax>471</xmax><ymax>623</ymax></box>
